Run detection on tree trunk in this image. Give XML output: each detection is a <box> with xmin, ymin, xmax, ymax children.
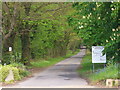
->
<box><xmin>21</xmin><ymin>30</ymin><xmax>30</xmax><ymax>65</ymax></box>
<box><xmin>2</xmin><ymin>32</ymin><xmax>16</xmax><ymax>64</ymax></box>
<box><xmin>0</xmin><ymin>34</ymin><xmax>2</xmax><ymax>64</ymax></box>
<box><xmin>20</xmin><ymin>3</ymin><xmax>31</xmax><ymax>65</ymax></box>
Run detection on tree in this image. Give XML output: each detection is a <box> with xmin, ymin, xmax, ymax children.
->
<box><xmin>68</xmin><ymin>2</ymin><xmax>120</xmax><ymax>62</ymax></box>
<box><xmin>2</xmin><ymin>2</ymin><xmax>22</xmax><ymax>64</ymax></box>
<box><xmin>2</xmin><ymin>2</ymin><xmax>81</xmax><ymax>65</ymax></box>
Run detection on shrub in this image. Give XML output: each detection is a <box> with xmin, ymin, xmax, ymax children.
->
<box><xmin>0</xmin><ymin>64</ymin><xmax>29</xmax><ymax>82</ymax></box>
<box><xmin>9</xmin><ymin>63</ymin><xmax>30</xmax><ymax>78</ymax></box>
<box><xmin>10</xmin><ymin>63</ymin><xmax>26</xmax><ymax>70</ymax></box>
<box><xmin>19</xmin><ymin>69</ymin><xmax>30</xmax><ymax>78</ymax></box>
<box><xmin>0</xmin><ymin>65</ymin><xmax>9</xmax><ymax>82</ymax></box>
<box><xmin>12</xmin><ymin>67</ymin><xmax>21</xmax><ymax>81</ymax></box>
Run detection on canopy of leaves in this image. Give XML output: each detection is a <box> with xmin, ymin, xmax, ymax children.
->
<box><xmin>2</xmin><ymin>2</ymin><xmax>80</xmax><ymax>64</ymax></box>
<box><xmin>68</xmin><ymin>2</ymin><xmax>120</xmax><ymax>62</ymax></box>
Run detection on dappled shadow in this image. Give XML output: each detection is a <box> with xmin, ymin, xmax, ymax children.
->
<box><xmin>48</xmin><ymin>64</ymin><xmax>80</xmax><ymax>72</ymax></box>
<box><xmin>58</xmin><ymin>73</ymin><xmax>78</xmax><ymax>79</ymax></box>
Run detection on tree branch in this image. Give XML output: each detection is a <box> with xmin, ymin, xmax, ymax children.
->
<box><xmin>33</xmin><ymin>2</ymin><xmax>59</xmax><ymax>12</ymax></box>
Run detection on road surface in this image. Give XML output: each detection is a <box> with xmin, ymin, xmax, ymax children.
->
<box><xmin>9</xmin><ymin>49</ymin><xmax>96</xmax><ymax>88</ymax></box>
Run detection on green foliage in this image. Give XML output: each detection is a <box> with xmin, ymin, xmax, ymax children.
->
<box><xmin>0</xmin><ymin>65</ymin><xmax>21</xmax><ymax>82</ymax></box>
<box><xmin>69</xmin><ymin>2</ymin><xmax>120</xmax><ymax>62</ymax></box>
<box><xmin>89</xmin><ymin>63</ymin><xmax>119</xmax><ymax>83</ymax></box>
<box><xmin>2</xmin><ymin>36</ymin><xmax>22</xmax><ymax>64</ymax></box>
<box><xmin>2</xmin><ymin>53</ymin><xmax>11</xmax><ymax>65</ymax></box>
<box><xmin>19</xmin><ymin>69</ymin><xmax>30</xmax><ymax>78</ymax></box>
<box><xmin>9</xmin><ymin>63</ymin><xmax>30</xmax><ymax>78</ymax></box>
<box><xmin>31</xmin><ymin>19</ymin><xmax>66</xmax><ymax>58</ymax></box>
<box><xmin>78</xmin><ymin>50</ymin><xmax>119</xmax><ymax>83</ymax></box>
<box><xmin>13</xmin><ymin>36</ymin><xmax>22</xmax><ymax>62</ymax></box>
<box><xmin>0</xmin><ymin>65</ymin><xmax>9</xmax><ymax>82</ymax></box>
<box><xmin>30</xmin><ymin>4</ymin><xmax>80</xmax><ymax>59</ymax></box>
<box><xmin>31</xmin><ymin>49</ymin><xmax>80</xmax><ymax>68</ymax></box>
<box><xmin>3</xmin><ymin>2</ymin><xmax>80</xmax><ymax>65</ymax></box>
<box><xmin>12</xmin><ymin>67</ymin><xmax>21</xmax><ymax>81</ymax></box>
<box><xmin>9</xmin><ymin>63</ymin><xmax>26</xmax><ymax>69</ymax></box>
<box><xmin>0</xmin><ymin>64</ymin><xmax>30</xmax><ymax>82</ymax></box>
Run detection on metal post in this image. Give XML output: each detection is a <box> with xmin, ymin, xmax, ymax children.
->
<box><xmin>93</xmin><ymin>63</ymin><xmax>95</xmax><ymax>73</ymax></box>
<box><xmin>104</xmin><ymin>63</ymin><xmax>106</xmax><ymax>69</ymax></box>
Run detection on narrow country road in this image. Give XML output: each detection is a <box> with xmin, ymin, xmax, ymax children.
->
<box><xmin>9</xmin><ymin>49</ymin><xmax>96</xmax><ymax>88</ymax></box>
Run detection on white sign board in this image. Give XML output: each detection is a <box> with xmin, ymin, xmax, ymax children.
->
<box><xmin>92</xmin><ymin>46</ymin><xmax>106</xmax><ymax>63</ymax></box>
<box><xmin>9</xmin><ymin>47</ymin><xmax>12</xmax><ymax>51</ymax></box>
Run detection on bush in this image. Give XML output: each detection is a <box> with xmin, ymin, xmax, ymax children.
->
<box><xmin>19</xmin><ymin>69</ymin><xmax>30</xmax><ymax>78</ymax></box>
<box><xmin>10</xmin><ymin>63</ymin><xmax>26</xmax><ymax>70</ymax></box>
<box><xmin>12</xmin><ymin>67</ymin><xmax>21</xmax><ymax>81</ymax></box>
<box><xmin>9</xmin><ymin>63</ymin><xmax>30</xmax><ymax>78</ymax></box>
<box><xmin>0</xmin><ymin>65</ymin><xmax>21</xmax><ymax>82</ymax></box>
<box><xmin>0</xmin><ymin>63</ymin><xmax>30</xmax><ymax>82</ymax></box>
<box><xmin>0</xmin><ymin>65</ymin><xmax>9</xmax><ymax>82</ymax></box>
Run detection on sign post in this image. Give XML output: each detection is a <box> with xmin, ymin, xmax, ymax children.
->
<box><xmin>92</xmin><ymin>46</ymin><xmax>106</xmax><ymax>72</ymax></box>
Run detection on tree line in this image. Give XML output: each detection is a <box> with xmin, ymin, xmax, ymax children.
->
<box><xmin>2</xmin><ymin>2</ymin><xmax>80</xmax><ymax>65</ymax></box>
<box><xmin>2</xmin><ymin>2</ymin><xmax>119</xmax><ymax>65</ymax></box>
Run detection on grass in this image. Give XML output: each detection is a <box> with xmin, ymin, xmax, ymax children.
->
<box><xmin>78</xmin><ymin>49</ymin><xmax>119</xmax><ymax>84</ymax></box>
<box><xmin>30</xmin><ymin>49</ymin><xmax>80</xmax><ymax>68</ymax></box>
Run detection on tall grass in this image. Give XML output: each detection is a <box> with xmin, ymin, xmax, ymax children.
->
<box><xmin>89</xmin><ymin>63</ymin><xmax>119</xmax><ymax>82</ymax></box>
<box><xmin>78</xmin><ymin>50</ymin><xmax>119</xmax><ymax>83</ymax></box>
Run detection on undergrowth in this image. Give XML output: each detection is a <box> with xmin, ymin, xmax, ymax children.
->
<box><xmin>78</xmin><ymin>49</ymin><xmax>119</xmax><ymax>84</ymax></box>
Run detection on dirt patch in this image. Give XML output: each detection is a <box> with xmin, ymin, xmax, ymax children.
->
<box><xmin>28</xmin><ymin>67</ymin><xmax>48</xmax><ymax>75</ymax></box>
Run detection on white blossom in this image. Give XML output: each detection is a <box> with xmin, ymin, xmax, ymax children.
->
<box><xmin>106</xmin><ymin>40</ymin><xmax>108</xmax><ymax>42</ymax></box>
<box><xmin>112</xmin><ymin>29</ymin><xmax>115</xmax><ymax>31</ymax></box>
<box><xmin>83</xmin><ymin>16</ymin><xmax>85</xmax><ymax>18</ymax></box>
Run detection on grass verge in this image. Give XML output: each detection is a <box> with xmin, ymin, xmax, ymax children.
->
<box><xmin>30</xmin><ymin>49</ymin><xmax>80</xmax><ymax>68</ymax></box>
<box><xmin>78</xmin><ymin>49</ymin><xmax>119</xmax><ymax>86</ymax></box>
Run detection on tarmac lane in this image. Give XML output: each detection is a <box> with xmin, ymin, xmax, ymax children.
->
<box><xmin>6</xmin><ymin>49</ymin><xmax>96</xmax><ymax>88</ymax></box>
